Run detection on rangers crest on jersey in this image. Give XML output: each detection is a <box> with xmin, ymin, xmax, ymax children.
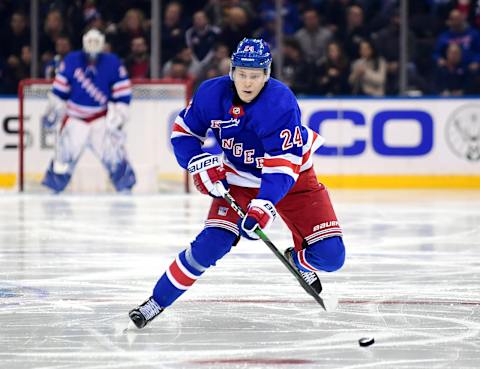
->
<box><xmin>210</xmin><ymin>118</ymin><xmax>240</xmax><ymax>129</ymax></box>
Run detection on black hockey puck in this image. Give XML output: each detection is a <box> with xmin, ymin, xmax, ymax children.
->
<box><xmin>358</xmin><ymin>337</ymin><xmax>375</xmax><ymax>347</ymax></box>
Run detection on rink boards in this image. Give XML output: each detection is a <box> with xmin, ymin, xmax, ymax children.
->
<box><xmin>0</xmin><ymin>96</ymin><xmax>479</xmax><ymax>191</ymax></box>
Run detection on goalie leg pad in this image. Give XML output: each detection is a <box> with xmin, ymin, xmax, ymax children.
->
<box><xmin>107</xmin><ymin>159</ymin><xmax>136</xmax><ymax>192</ymax></box>
<box><xmin>41</xmin><ymin>161</ymin><xmax>72</xmax><ymax>193</ymax></box>
<box><xmin>152</xmin><ymin>227</ymin><xmax>238</xmax><ymax>307</ymax></box>
<box><xmin>294</xmin><ymin>236</ymin><xmax>345</xmax><ymax>273</ymax></box>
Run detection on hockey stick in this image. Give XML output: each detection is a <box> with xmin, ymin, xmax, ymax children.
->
<box><xmin>215</xmin><ymin>183</ymin><xmax>327</xmax><ymax>310</ymax></box>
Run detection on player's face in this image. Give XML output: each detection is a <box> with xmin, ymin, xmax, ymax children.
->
<box><xmin>233</xmin><ymin>67</ymin><xmax>266</xmax><ymax>103</ymax></box>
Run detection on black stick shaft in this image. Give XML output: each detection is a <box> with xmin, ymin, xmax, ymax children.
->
<box><xmin>220</xmin><ymin>189</ymin><xmax>327</xmax><ymax>310</ymax></box>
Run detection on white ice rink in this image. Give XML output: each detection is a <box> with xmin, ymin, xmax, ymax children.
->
<box><xmin>1</xmin><ymin>190</ymin><xmax>479</xmax><ymax>369</ymax></box>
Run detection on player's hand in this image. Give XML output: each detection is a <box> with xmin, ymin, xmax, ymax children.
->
<box><xmin>41</xmin><ymin>110</ymin><xmax>59</xmax><ymax>129</ymax></box>
<box><xmin>239</xmin><ymin>199</ymin><xmax>277</xmax><ymax>240</ymax></box>
<box><xmin>187</xmin><ymin>153</ymin><xmax>228</xmax><ymax>198</ymax></box>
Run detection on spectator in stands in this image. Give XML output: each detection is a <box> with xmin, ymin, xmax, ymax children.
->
<box><xmin>433</xmin><ymin>43</ymin><xmax>470</xmax><ymax>96</ymax></box>
<box><xmin>349</xmin><ymin>39</ymin><xmax>386</xmax><ymax>96</ymax></box>
<box><xmin>319</xmin><ymin>0</ymin><xmax>350</xmax><ymax>36</ymax></box>
<box><xmin>125</xmin><ymin>36</ymin><xmax>150</xmax><ymax>79</ymax></box>
<box><xmin>162</xmin><ymin>57</ymin><xmax>194</xmax><ymax>87</ymax></box>
<box><xmin>294</xmin><ymin>8</ymin><xmax>333</xmax><ymax>64</ymax></box>
<box><xmin>278</xmin><ymin>38</ymin><xmax>311</xmax><ymax>95</ymax></box>
<box><xmin>163</xmin><ymin>46</ymin><xmax>201</xmax><ymax>81</ymax></box>
<box><xmin>455</xmin><ymin>0</ymin><xmax>480</xmax><ymax>29</ymax></box>
<box><xmin>108</xmin><ymin>8</ymin><xmax>148</xmax><ymax>59</ymax></box>
<box><xmin>0</xmin><ymin>11</ymin><xmax>29</xmax><ymax>60</ymax></box>
<box><xmin>162</xmin><ymin>1</ymin><xmax>186</xmax><ymax>65</ymax></box>
<box><xmin>433</xmin><ymin>9</ymin><xmax>480</xmax><ymax>73</ymax></box>
<box><xmin>198</xmin><ymin>42</ymin><xmax>231</xmax><ymax>82</ymax></box>
<box><xmin>64</xmin><ymin>0</ymin><xmax>104</xmax><ymax>48</ymax></box>
<box><xmin>84</xmin><ymin>6</ymin><xmax>104</xmax><ymax>32</ymax></box>
<box><xmin>44</xmin><ymin>35</ymin><xmax>72</xmax><ymax>79</ymax></box>
<box><xmin>186</xmin><ymin>10</ymin><xmax>220</xmax><ymax>65</ymax></box>
<box><xmin>338</xmin><ymin>4</ymin><xmax>369</xmax><ymax>60</ymax></box>
<box><xmin>312</xmin><ymin>41</ymin><xmax>350</xmax><ymax>96</ymax></box>
<box><xmin>258</xmin><ymin>0</ymin><xmax>301</xmax><ymax>35</ymax></box>
<box><xmin>40</xmin><ymin>9</ymin><xmax>66</xmax><ymax>66</ymax></box>
<box><xmin>3</xmin><ymin>45</ymin><xmax>31</xmax><ymax>94</ymax></box>
<box><xmin>219</xmin><ymin>6</ymin><xmax>252</xmax><ymax>52</ymax></box>
<box><xmin>253</xmin><ymin>11</ymin><xmax>277</xmax><ymax>50</ymax></box>
<box><xmin>373</xmin><ymin>9</ymin><xmax>421</xmax><ymax>95</ymax></box>
<box><xmin>361</xmin><ymin>0</ymin><xmax>398</xmax><ymax>34</ymax></box>
<box><xmin>203</xmin><ymin>0</ymin><xmax>229</xmax><ymax>28</ymax></box>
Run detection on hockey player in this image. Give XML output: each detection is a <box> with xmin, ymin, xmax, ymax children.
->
<box><xmin>41</xmin><ymin>28</ymin><xmax>136</xmax><ymax>193</ymax></box>
<box><xmin>129</xmin><ymin>38</ymin><xmax>345</xmax><ymax>328</ymax></box>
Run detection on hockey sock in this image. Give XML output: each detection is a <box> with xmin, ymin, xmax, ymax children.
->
<box><xmin>153</xmin><ymin>249</ymin><xmax>204</xmax><ymax>307</ymax></box>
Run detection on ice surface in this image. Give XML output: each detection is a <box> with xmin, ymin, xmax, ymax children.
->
<box><xmin>1</xmin><ymin>190</ymin><xmax>479</xmax><ymax>368</ymax></box>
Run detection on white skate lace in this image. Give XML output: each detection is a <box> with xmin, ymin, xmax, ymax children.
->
<box><xmin>139</xmin><ymin>299</ymin><xmax>162</xmax><ymax>320</ymax></box>
<box><xmin>300</xmin><ymin>270</ymin><xmax>318</xmax><ymax>286</ymax></box>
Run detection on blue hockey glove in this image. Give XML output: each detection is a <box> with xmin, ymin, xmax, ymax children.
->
<box><xmin>239</xmin><ymin>199</ymin><xmax>277</xmax><ymax>240</ymax></box>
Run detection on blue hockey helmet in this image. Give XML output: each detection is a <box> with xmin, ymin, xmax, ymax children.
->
<box><xmin>230</xmin><ymin>38</ymin><xmax>272</xmax><ymax>81</ymax></box>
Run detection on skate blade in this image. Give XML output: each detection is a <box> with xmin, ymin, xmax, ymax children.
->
<box><xmin>123</xmin><ymin>320</ymin><xmax>138</xmax><ymax>333</ymax></box>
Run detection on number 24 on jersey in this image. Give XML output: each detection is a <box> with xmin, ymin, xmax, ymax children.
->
<box><xmin>280</xmin><ymin>126</ymin><xmax>303</xmax><ymax>150</ymax></box>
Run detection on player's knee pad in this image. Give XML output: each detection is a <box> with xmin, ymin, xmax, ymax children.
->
<box><xmin>41</xmin><ymin>161</ymin><xmax>72</xmax><ymax>193</ymax></box>
<box><xmin>304</xmin><ymin>236</ymin><xmax>345</xmax><ymax>272</ymax></box>
<box><xmin>108</xmin><ymin>159</ymin><xmax>136</xmax><ymax>192</ymax></box>
<box><xmin>190</xmin><ymin>227</ymin><xmax>239</xmax><ymax>269</ymax></box>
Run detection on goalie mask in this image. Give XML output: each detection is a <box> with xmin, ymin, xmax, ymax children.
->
<box><xmin>230</xmin><ymin>38</ymin><xmax>272</xmax><ymax>81</ymax></box>
<box><xmin>82</xmin><ymin>28</ymin><xmax>105</xmax><ymax>58</ymax></box>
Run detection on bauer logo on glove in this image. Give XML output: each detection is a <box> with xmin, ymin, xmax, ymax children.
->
<box><xmin>239</xmin><ymin>199</ymin><xmax>277</xmax><ymax>240</ymax></box>
<box><xmin>188</xmin><ymin>156</ymin><xmax>220</xmax><ymax>174</ymax></box>
<box><xmin>187</xmin><ymin>153</ymin><xmax>229</xmax><ymax>198</ymax></box>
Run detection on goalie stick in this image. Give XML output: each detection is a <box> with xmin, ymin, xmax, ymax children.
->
<box><xmin>215</xmin><ymin>182</ymin><xmax>327</xmax><ymax>310</ymax></box>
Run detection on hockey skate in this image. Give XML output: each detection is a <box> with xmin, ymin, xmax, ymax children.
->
<box><xmin>284</xmin><ymin>247</ymin><xmax>322</xmax><ymax>294</ymax></box>
<box><xmin>129</xmin><ymin>297</ymin><xmax>164</xmax><ymax>329</ymax></box>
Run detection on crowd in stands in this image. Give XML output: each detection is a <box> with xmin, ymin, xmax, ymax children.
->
<box><xmin>1</xmin><ymin>0</ymin><xmax>480</xmax><ymax>96</ymax></box>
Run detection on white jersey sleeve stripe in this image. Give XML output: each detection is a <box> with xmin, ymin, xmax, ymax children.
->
<box><xmin>223</xmin><ymin>159</ymin><xmax>262</xmax><ymax>188</ymax></box>
<box><xmin>300</xmin><ymin>127</ymin><xmax>325</xmax><ymax>171</ymax></box>
<box><xmin>112</xmin><ymin>88</ymin><xmax>132</xmax><ymax>99</ymax></box>
<box><xmin>112</xmin><ymin>79</ymin><xmax>131</xmax><ymax>90</ymax></box>
<box><xmin>53</xmin><ymin>74</ymin><xmax>71</xmax><ymax>93</ymax></box>
<box><xmin>171</xmin><ymin>115</ymin><xmax>207</xmax><ymax>141</ymax></box>
<box><xmin>262</xmin><ymin>166</ymin><xmax>299</xmax><ymax>180</ymax></box>
<box><xmin>54</xmin><ymin>73</ymin><xmax>69</xmax><ymax>85</ymax></box>
<box><xmin>264</xmin><ymin>152</ymin><xmax>302</xmax><ymax>165</ymax></box>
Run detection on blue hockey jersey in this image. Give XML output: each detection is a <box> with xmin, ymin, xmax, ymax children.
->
<box><xmin>52</xmin><ymin>51</ymin><xmax>132</xmax><ymax>121</ymax></box>
<box><xmin>171</xmin><ymin>76</ymin><xmax>324</xmax><ymax>204</ymax></box>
